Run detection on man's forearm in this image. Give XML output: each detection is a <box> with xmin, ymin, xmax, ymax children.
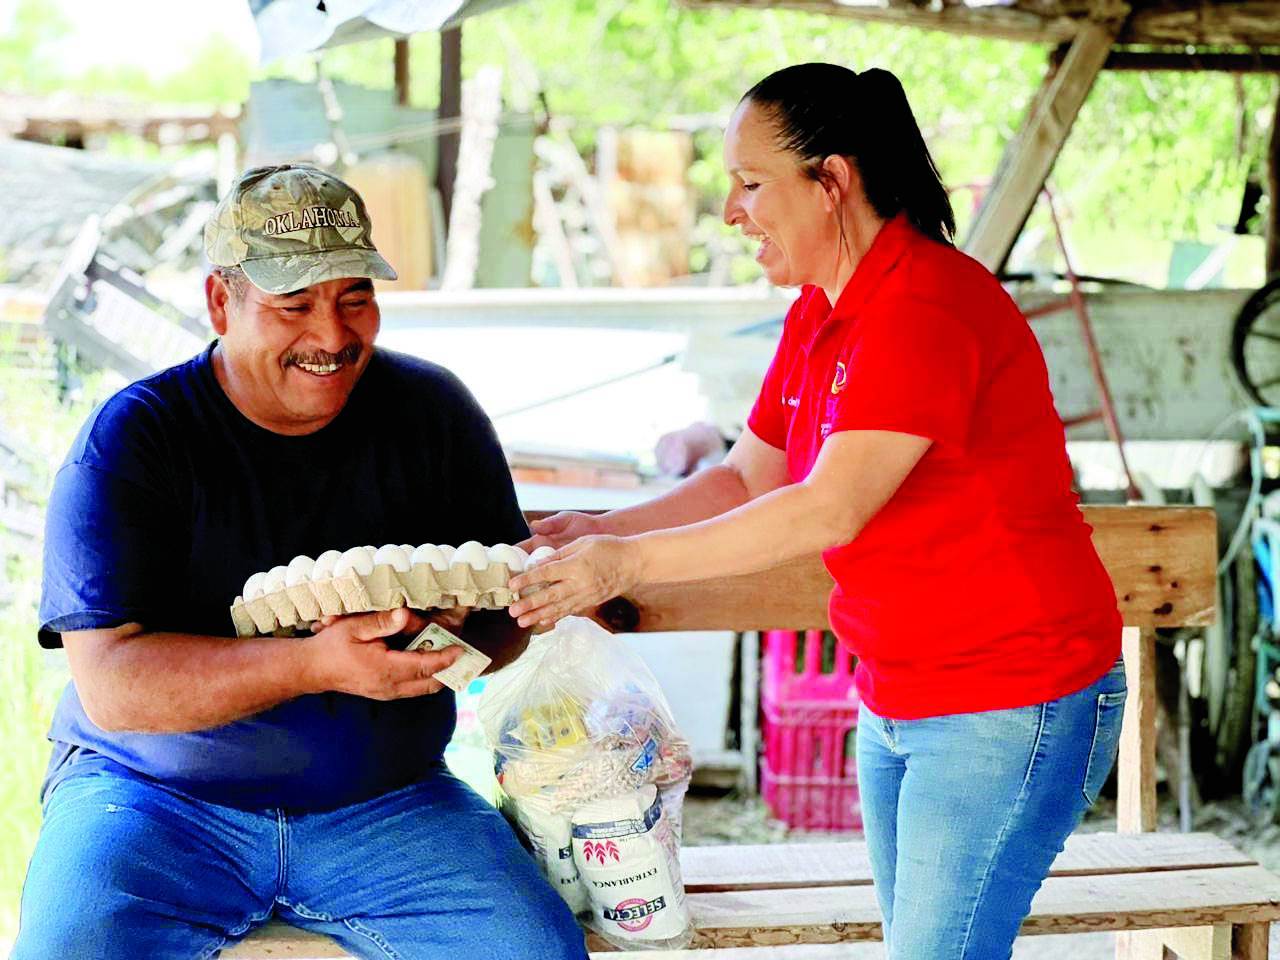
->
<box><xmin>599</xmin><ymin>464</ymin><xmax>750</xmax><ymax>536</ymax></box>
<box><xmin>68</xmin><ymin>626</ymin><xmax>318</xmax><ymax>734</ymax></box>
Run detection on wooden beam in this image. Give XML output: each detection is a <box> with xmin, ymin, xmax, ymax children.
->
<box><xmin>594</xmin><ymin>505</ymin><xmax>1216</xmax><ymax>634</ymax></box>
<box><xmin>437</xmin><ymin>24</ymin><xmax>463</xmax><ymax>225</ymax></box>
<box><xmin>679</xmin><ymin>0</ymin><xmax>1081</xmax><ymax>45</ymax></box>
<box><xmin>1268</xmin><ymin>86</ymin><xmax>1280</xmax><ymax>280</ymax></box>
<box><xmin>1118</xmin><ymin>626</ymin><xmax>1160</xmax><ymax>833</ymax></box>
<box><xmin>1233</xmin><ymin>922</ymin><xmax>1271</xmax><ymax>959</ymax></box>
<box><xmin>1059</xmin><ymin>48</ymin><xmax>1280</xmax><ymax>72</ymax></box>
<box><xmin>962</xmin><ymin>15</ymin><xmax>1125</xmax><ymax>272</ymax></box>
<box><xmin>393</xmin><ymin>38</ymin><xmax>410</xmax><ymax>107</ymax></box>
<box><xmin>681</xmin><ymin>0</ymin><xmax>1280</xmax><ymax>47</ymax></box>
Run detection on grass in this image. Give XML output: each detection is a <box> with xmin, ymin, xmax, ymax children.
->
<box><xmin>0</xmin><ymin>565</ymin><xmax>65</xmax><ymax>947</ymax></box>
<box><xmin>0</xmin><ymin>337</ymin><xmax>106</xmax><ymax>949</ymax></box>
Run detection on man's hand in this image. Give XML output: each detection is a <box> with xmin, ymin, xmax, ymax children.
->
<box><xmin>303</xmin><ymin>608</ymin><xmax>463</xmax><ymax>700</ymax></box>
<box><xmin>519</xmin><ymin>511</ymin><xmax>601</xmax><ymax>553</ymax></box>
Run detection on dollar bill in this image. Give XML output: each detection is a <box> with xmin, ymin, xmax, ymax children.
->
<box><xmin>405</xmin><ymin>622</ymin><xmax>492</xmax><ymax>692</ymax></box>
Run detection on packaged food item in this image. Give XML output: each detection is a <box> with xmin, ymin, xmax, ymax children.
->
<box><xmin>571</xmin><ymin>785</ymin><xmax>691</xmax><ymax>948</ymax></box>
<box><xmin>480</xmin><ymin>616</ymin><xmax>695</xmax><ymax>950</ymax></box>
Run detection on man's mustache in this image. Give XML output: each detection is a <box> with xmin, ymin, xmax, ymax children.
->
<box><xmin>284</xmin><ymin>343</ymin><xmax>362</xmax><ymax>367</ymax></box>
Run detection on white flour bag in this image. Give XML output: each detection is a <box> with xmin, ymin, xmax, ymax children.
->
<box><xmin>570</xmin><ymin>784</ymin><xmax>693</xmax><ymax>950</ymax></box>
<box><xmin>502</xmin><ymin>792</ymin><xmax>591</xmax><ymax>915</ymax></box>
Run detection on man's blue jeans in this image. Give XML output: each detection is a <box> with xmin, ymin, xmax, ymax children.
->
<box><xmin>856</xmin><ymin>657</ymin><xmax>1127</xmax><ymax>960</ymax></box>
<box><xmin>12</xmin><ymin>758</ymin><xmax>588</xmax><ymax>960</ymax></box>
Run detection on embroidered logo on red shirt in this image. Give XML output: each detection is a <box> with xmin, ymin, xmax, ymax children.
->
<box><xmin>831</xmin><ymin>361</ymin><xmax>847</xmax><ymax>395</ymax></box>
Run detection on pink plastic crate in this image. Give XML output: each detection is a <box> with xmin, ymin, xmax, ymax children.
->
<box><xmin>760</xmin><ymin>629</ymin><xmax>862</xmax><ymax>832</ymax></box>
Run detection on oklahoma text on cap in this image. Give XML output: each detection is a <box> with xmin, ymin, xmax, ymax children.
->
<box><xmin>204</xmin><ymin>164</ymin><xmax>397</xmax><ymax>294</ymax></box>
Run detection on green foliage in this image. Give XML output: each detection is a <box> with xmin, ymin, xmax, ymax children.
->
<box><xmin>3</xmin><ymin>0</ymin><xmax>1275</xmax><ymax>283</ymax></box>
<box><xmin>0</xmin><ymin>338</ymin><xmax>111</xmax><ymax>948</ymax></box>
<box><xmin>0</xmin><ymin>0</ymin><xmax>70</xmax><ymax>91</ymax></box>
<box><xmin>0</xmin><ymin>577</ymin><xmax>65</xmax><ymax>948</ymax></box>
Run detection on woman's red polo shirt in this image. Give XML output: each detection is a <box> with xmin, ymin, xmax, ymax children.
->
<box><xmin>747</xmin><ymin>214</ymin><xmax>1121</xmax><ymax>720</ymax></box>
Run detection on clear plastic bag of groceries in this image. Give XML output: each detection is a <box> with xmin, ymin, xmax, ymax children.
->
<box><xmin>479</xmin><ymin>616</ymin><xmax>695</xmax><ymax>951</ymax></box>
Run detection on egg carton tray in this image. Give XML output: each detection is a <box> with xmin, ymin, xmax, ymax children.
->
<box><xmin>230</xmin><ymin>541</ymin><xmax>553</xmax><ymax>638</ymax></box>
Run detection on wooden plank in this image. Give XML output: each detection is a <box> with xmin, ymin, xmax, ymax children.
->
<box><xmin>962</xmin><ymin>17</ymin><xmax>1123</xmax><ymax>273</ymax></box>
<box><xmin>667</xmin><ymin>866</ymin><xmax>1280</xmax><ymax>948</ymax></box>
<box><xmin>231</xmin><ymin>861</ymin><xmax>1280</xmax><ymax>958</ymax></box>
<box><xmin>1233</xmin><ymin>921</ymin><xmax>1270</xmax><ymax>959</ymax></box>
<box><xmin>680</xmin><ymin>833</ymin><xmax>1254</xmax><ymax>892</ymax></box>
<box><xmin>1118</xmin><ymin>626</ymin><xmax>1159</xmax><ymax>833</ymax></box>
<box><xmin>593</xmin><ymin>505</ymin><xmax>1216</xmax><ymax>634</ymax></box>
<box><xmin>1088</xmin><ymin>505</ymin><xmax>1218</xmax><ymax>628</ymax></box>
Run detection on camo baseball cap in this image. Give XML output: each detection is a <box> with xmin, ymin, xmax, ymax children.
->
<box><xmin>204</xmin><ymin>164</ymin><xmax>396</xmax><ymax>294</ymax></box>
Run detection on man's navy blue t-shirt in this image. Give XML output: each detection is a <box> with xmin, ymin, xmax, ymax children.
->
<box><xmin>38</xmin><ymin>343</ymin><xmax>528</xmax><ymax>811</ymax></box>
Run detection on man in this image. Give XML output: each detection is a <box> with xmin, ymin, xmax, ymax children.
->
<box><xmin>15</xmin><ymin>164</ymin><xmax>588</xmax><ymax>960</ymax></box>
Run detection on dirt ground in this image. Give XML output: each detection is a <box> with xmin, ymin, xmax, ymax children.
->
<box><xmin>681</xmin><ymin>790</ymin><xmax>1280</xmax><ymax>958</ymax></box>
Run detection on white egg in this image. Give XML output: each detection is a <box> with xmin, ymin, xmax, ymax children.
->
<box><xmin>311</xmin><ymin>549</ymin><xmax>342</xmax><ymax>581</ymax></box>
<box><xmin>373</xmin><ymin>544</ymin><xmax>411</xmax><ymax>572</ymax></box>
<box><xmin>452</xmin><ymin>541</ymin><xmax>489</xmax><ymax>571</ymax></box>
<box><xmin>243</xmin><ymin>571</ymin><xmax>267</xmax><ymax>600</ymax></box>
<box><xmin>487</xmin><ymin>543</ymin><xmax>526</xmax><ymax>572</ymax></box>
<box><xmin>335</xmin><ymin>546</ymin><xmax>374</xmax><ymax>578</ymax></box>
<box><xmin>411</xmin><ymin>543</ymin><xmax>449</xmax><ymax>571</ymax></box>
<box><xmin>263</xmin><ymin>565</ymin><xmax>289</xmax><ymax>594</ymax></box>
<box><xmin>399</xmin><ymin>544</ymin><xmax>414</xmax><ymax>555</ymax></box>
<box><xmin>285</xmin><ymin>555</ymin><xmax>315</xmax><ymax>587</ymax></box>
<box><xmin>527</xmin><ymin>546</ymin><xmax>557</xmax><ymax>567</ymax></box>
<box><xmin>438</xmin><ymin>545</ymin><xmax>456</xmax><ymax>564</ymax></box>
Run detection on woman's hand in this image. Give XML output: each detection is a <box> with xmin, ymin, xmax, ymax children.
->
<box><xmin>518</xmin><ymin>511</ymin><xmax>602</xmax><ymax>552</ymax></box>
<box><xmin>508</xmin><ymin>535</ymin><xmax>644</xmax><ymax>629</ymax></box>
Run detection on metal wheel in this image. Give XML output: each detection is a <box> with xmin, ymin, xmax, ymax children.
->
<box><xmin>1192</xmin><ymin>536</ymin><xmax>1259</xmax><ymax>799</ymax></box>
<box><xmin>1230</xmin><ymin>276</ymin><xmax>1280</xmax><ymax>406</ymax></box>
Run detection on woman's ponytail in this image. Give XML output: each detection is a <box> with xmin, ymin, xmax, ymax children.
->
<box><xmin>744</xmin><ymin>63</ymin><xmax>955</xmax><ymax>247</ymax></box>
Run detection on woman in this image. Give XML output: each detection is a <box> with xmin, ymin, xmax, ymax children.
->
<box><xmin>509</xmin><ymin>63</ymin><xmax>1126</xmax><ymax>960</ymax></box>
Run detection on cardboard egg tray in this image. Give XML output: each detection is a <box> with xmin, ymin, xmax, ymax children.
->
<box><xmin>229</xmin><ymin>544</ymin><xmax>546</xmax><ymax>638</ymax></box>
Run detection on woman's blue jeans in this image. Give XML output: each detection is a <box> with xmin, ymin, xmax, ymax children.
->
<box><xmin>856</xmin><ymin>658</ymin><xmax>1127</xmax><ymax>960</ymax></box>
<box><xmin>12</xmin><ymin>759</ymin><xmax>587</xmax><ymax>960</ymax></box>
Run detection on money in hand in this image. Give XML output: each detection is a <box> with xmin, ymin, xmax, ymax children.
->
<box><xmin>405</xmin><ymin>623</ymin><xmax>492</xmax><ymax>692</ymax></box>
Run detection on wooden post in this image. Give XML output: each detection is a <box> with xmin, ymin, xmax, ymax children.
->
<box><xmin>962</xmin><ymin>15</ymin><xmax>1124</xmax><ymax>272</ymax></box>
<box><xmin>1116</xmin><ymin>625</ymin><xmax>1161</xmax><ymax>960</ymax></box>
<box><xmin>1267</xmin><ymin>87</ymin><xmax>1280</xmax><ymax>280</ymax></box>
<box><xmin>1122</xmin><ymin>925</ymin><xmax>1232</xmax><ymax>960</ymax></box>
<box><xmin>394</xmin><ymin>38</ymin><xmax>410</xmax><ymax>107</ymax></box>
<box><xmin>1118</xmin><ymin>625</ymin><xmax>1159</xmax><ymax>833</ymax></box>
<box><xmin>437</xmin><ymin>24</ymin><xmax>463</xmax><ymax>226</ymax></box>
<box><xmin>1232</xmin><ymin>922</ymin><xmax>1270</xmax><ymax>959</ymax></box>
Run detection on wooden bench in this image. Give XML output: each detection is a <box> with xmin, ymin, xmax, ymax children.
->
<box><xmin>227</xmin><ymin>505</ymin><xmax>1280</xmax><ymax>959</ymax></box>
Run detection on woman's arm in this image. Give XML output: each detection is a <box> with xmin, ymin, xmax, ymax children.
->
<box><xmin>509</xmin><ymin>429</ymin><xmax>931</xmax><ymax>627</ymax></box>
<box><xmin>524</xmin><ymin>429</ymin><xmax>789</xmax><ymax>548</ymax></box>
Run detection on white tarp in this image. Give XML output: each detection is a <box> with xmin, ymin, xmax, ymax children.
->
<box><xmin>248</xmin><ymin>0</ymin><xmax>525</xmax><ymax>62</ymax></box>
